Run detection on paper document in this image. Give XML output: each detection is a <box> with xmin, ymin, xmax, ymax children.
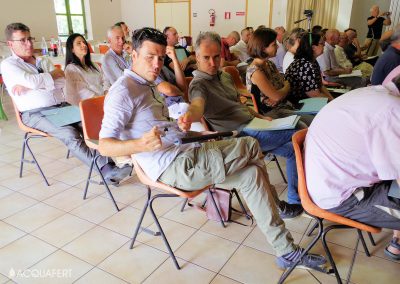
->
<box><xmin>326</xmin><ymin>87</ymin><xmax>350</xmax><ymax>94</ymax></box>
<box><xmin>244</xmin><ymin>115</ymin><xmax>300</xmax><ymax>131</ymax></box>
<box><xmin>41</xmin><ymin>105</ymin><xmax>81</xmax><ymax>127</ymax></box>
<box><xmin>338</xmin><ymin>69</ymin><xmax>362</xmax><ymax>78</ymax></box>
<box><xmin>294</xmin><ymin>98</ymin><xmax>328</xmax><ymax>115</ymax></box>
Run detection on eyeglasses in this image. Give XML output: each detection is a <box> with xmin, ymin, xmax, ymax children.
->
<box><xmin>9</xmin><ymin>37</ymin><xmax>35</xmax><ymax>44</ymax></box>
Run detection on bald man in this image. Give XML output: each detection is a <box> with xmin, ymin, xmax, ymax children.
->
<box><xmin>365</xmin><ymin>5</ymin><xmax>391</xmax><ymax>56</ymax></box>
<box><xmin>220</xmin><ymin>31</ymin><xmax>241</xmax><ymax>67</ymax></box>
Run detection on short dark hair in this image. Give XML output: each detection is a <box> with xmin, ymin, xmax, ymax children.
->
<box><xmin>312</xmin><ymin>25</ymin><xmax>323</xmax><ymax>34</ymax></box>
<box><xmin>114</xmin><ymin>21</ymin><xmax>126</xmax><ymax>27</ymax></box>
<box><xmin>131</xmin><ymin>27</ymin><xmax>167</xmax><ymax>51</ymax></box>
<box><xmin>65</xmin><ymin>33</ymin><xmax>99</xmax><ymax>72</ymax></box>
<box><xmin>163</xmin><ymin>26</ymin><xmax>172</xmax><ymax>34</ymax></box>
<box><xmin>344</xmin><ymin>28</ymin><xmax>357</xmax><ymax>33</ymax></box>
<box><xmin>247</xmin><ymin>27</ymin><xmax>277</xmax><ymax>58</ymax></box>
<box><xmin>5</xmin><ymin>22</ymin><xmax>30</xmax><ymax>41</ymax></box>
<box><xmin>294</xmin><ymin>33</ymin><xmax>322</xmax><ymax>62</ymax></box>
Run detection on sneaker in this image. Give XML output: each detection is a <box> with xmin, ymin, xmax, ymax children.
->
<box><xmin>278</xmin><ymin>201</ymin><xmax>303</xmax><ymax>219</ymax></box>
<box><xmin>276</xmin><ymin>248</ymin><xmax>326</xmax><ymax>270</ymax></box>
<box><xmin>102</xmin><ymin>164</ymin><xmax>132</xmax><ymax>185</ymax></box>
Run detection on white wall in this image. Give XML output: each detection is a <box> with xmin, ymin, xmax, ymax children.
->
<box><xmin>271</xmin><ymin>0</ymin><xmax>287</xmax><ymax>28</ymax></box>
<box><xmin>336</xmin><ymin>0</ymin><xmax>353</xmax><ymax>31</ymax></box>
<box><xmin>191</xmin><ymin>0</ymin><xmax>246</xmax><ymax>39</ymax></box>
<box><xmin>121</xmin><ymin>0</ymin><xmax>155</xmax><ymax>31</ymax></box>
<box><xmin>0</xmin><ymin>0</ymin><xmax>58</xmax><ymax>43</ymax></box>
<box><xmin>155</xmin><ymin>2</ymin><xmax>190</xmax><ymax>36</ymax></box>
<box><xmin>247</xmin><ymin>0</ymin><xmax>270</xmax><ymax>28</ymax></box>
<box><xmin>88</xmin><ymin>0</ymin><xmax>122</xmax><ymax>41</ymax></box>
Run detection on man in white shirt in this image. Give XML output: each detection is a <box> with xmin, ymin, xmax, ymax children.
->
<box><xmin>229</xmin><ymin>27</ymin><xmax>252</xmax><ymax>62</ymax></box>
<box><xmin>102</xmin><ymin>25</ymin><xmax>131</xmax><ymax>86</ymax></box>
<box><xmin>1</xmin><ymin>23</ymin><xmax>131</xmax><ymax>184</ymax></box>
<box><xmin>270</xmin><ymin>26</ymin><xmax>287</xmax><ymax>73</ymax></box>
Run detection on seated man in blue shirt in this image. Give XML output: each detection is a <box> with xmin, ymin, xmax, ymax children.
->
<box><xmin>97</xmin><ymin>27</ymin><xmax>326</xmax><ymax>270</ymax></box>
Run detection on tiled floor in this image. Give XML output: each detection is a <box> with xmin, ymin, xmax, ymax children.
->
<box><xmin>0</xmin><ymin>94</ymin><xmax>399</xmax><ymax>284</ymax></box>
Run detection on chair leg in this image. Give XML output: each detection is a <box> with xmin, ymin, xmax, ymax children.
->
<box><xmin>273</xmin><ymin>155</ymin><xmax>287</xmax><ymax>184</ymax></box>
<box><xmin>148</xmin><ymin>193</ymin><xmax>181</xmax><ymax>270</ymax></box>
<box><xmin>180</xmin><ymin>198</ymin><xmax>188</xmax><ymax>212</ymax></box>
<box><xmin>232</xmin><ymin>189</ymin><xmax>251</xmax><ymax>218</ymax></box>
<box><xmin>94</xmin><ymin>154</ymin><xmax>120</xmax><ymax>212</ymax></box>
<box><xmin>368</xmin><ymin>232</ymin><xmax>376</xmax><ymax>246</ymax></box>
<box><xmin>130</xmin><ymin>187</ymin><xmax>151</xmax><ymax>249</ymax></box>
<box><xmin>307</xmin><ymin>220</ymin><xmax>319</xmax><ymax>237</ymax></box>
<box><xmin>278</xmin><ymin>217</ymin><xmax>325</xmax><ymax>284</ymax></box>
<box><xmin>66</xmin><ymin>150</ymin><xmax>70</xmax><ymax>159</ymax></box>
<box><xmin>357</xmin><ymin>230</ymin><xmax>371</xmax><ymax>257</ymax></box>
<box><xmin>19</xmin><ymin>133</ymin><xmax>28</xmax><ymax>178</ymax></box>
<box><xmin>83</xmin><ymin>153</ymin><xmax>95</xmax><ymax>200</ymax></box>
<box><xmin>322</xmin><ymin>226</ymin><xmax>344</xmax><ymax>284</ymax></box>
<box><xmin>25</xmin><ymin>135</ymin><xmax>49</xmax><ymax>186</ymax></box>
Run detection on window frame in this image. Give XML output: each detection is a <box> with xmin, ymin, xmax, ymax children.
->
<box><xmin>55</xmin><ymin>0</ymin><xmax>87</xmax><ymax>38</ymax></box>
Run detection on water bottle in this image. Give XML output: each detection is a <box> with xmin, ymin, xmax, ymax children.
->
<box><xmin>58</xmin><ymin>38</ymin><xmax>64</xmax><ymax>56</ymax></box>
<box><xmin>50</xmin><ymin>37</ymin><xmax>58</xmax><ymax>57</ymax></box>
<box><xmin>41</xmin><ymin>37</ymin><xmax>48</xmax><ymax>56</ymax></box>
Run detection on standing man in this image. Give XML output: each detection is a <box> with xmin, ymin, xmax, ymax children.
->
<box><xmin>102</xmin><ymin>25</ymin><xmax>131</xmax><ymax>86</ymax></box>
<box><xmin>365</xmin><ymin>5</ymin><xmax>391</xmax><ymax>56</ymax></box>
<box><xmin>304</xmin><ymin>76</ymin><xmax>400</xmax><ymax>261</ymax></box>
<box><xmin>179</xmin><ymin>32</ymin><xmax>304</xmax><ymax>218</ymax></box>
<box><xmin>98</xmin><ymin>27</ymin><xmax>325</xmax><ymax>270</ymax></box>
<box><xmin>1</xmin><ymin>23</ymin><xmax>131</xmax><ymax>184</ymax></box>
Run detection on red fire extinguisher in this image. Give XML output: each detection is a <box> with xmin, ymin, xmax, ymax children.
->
<box><xmin>209</xmin><ymin>9</ymin><xmax>216</xmax><ymax>26</ymax></box>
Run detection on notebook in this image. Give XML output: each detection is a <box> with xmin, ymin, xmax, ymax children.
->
<box><xmin>243</xmin><ymin>115</ymin><xmax>300</xmax><ymax>131</ymax></box>
<box><xmin>175</xmin><ymin>48</ymin><xmax>188</xmax><ymax>62</ymax></box>
<box><xmin>338</xmin><ymin>69</ymin><xmax>362</xmax><ymax>78</ymax></box>
<box><xmin>294</xmin><ymin>98</ymin><xmax>328</xmax><ymax>115</ymax></box>
<box><xmin>40</xmin><ymin>106</ymin><xmax>81</xmax><ymax>127</ymax></box>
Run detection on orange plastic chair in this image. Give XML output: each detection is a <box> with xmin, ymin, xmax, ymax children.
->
<box><xmin>12</xmin><ymin>100</ymin><xmax>50</xmax><ymax>185</ymax></box>
<box><xmin>98</xmin><ymin>45</ymin><xmax>110</xmax><ymax>54</ymax></box>
<box><xmin>87</xmin><ymin>42</ymin><xmax>94</xmax><ymax>53</ymax></box>
<box><xmin>79</xmin><ymin>96</ymin><xmax>120</xmax><ymax>211</ymax></box>
<box><xmin>53</xmin><ymin>64</ymin><xmax>62</xmax><ymax>70</ymax></box>
<box><xmin>130</xmin><ymin>158</ymin><xmax>226</xmax><ymax>270</ymax></box>
<box><xmin>222</xmin><ymin>66</ymin><xmax>247</xmax><ymax>94</ymax></box>
<box><xmin>278</xmin><ymin>129</ymin><xmax>381</xmax><ymax>284</ymax></box>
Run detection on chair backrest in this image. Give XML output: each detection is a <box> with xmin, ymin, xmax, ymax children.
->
<box><xmin>132</xmin><ymin>158</ymin><xmax>209</xmax><ymax>199</ymax></box>
<box><xmin>184</xmin><ymin>76</ymin><xmax>193</xmax><ymax>102</ymax></box>
<box><xmin>292</xmin><ymin>129</ymin><xmax>381</xmax><ymax>233</ymax></box>
<box><xmin>11</xmin><ymin>99</ymin><xmax>48</xmax><ymax>136</ymax></box>
<box><xmin>79</xmin><ymin>96</ymin><xmax>105</xmax><ymax>140</ymax></box>
<box><xmin>53</xmin><ymin>64</ymin><xmax>62</xmax><ymax>70</ymax></box>
<box><xmin>222</xmin><ymin>66</ymin><xmax>246</xmax><ymax>92</ymax></box>
<box><xmin>87</xmin><ymin>43</ymin><xmax>94</xmax><ymax>53</ymax></box>
<box><xmin>98</xmin><ymin>45</ymin><xmax>110</xmax><ymax>54</ymax></box>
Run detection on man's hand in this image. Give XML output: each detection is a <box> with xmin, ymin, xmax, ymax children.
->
<box><xmin>12</xmin><ymin>85</ymin><xmax>31</xmax><ymax>96</ymax></box>
<box><xmin>166</xmin><ymin>46</ymin><xmax>178</xmax><ymax>62</ymax></box>
<box><xmin>178</xmin><ymin>112</ymin><xmax>192</xmax><ymax>132</ymax></box>
<box><xmin>50</xmin><ymin>68</ymin><xmax>65</xmax><ymax>80</ymax></box>
<box><xmin>140</xmin><ymin>126</ymin><xmax>162</xmax><ymax>152</ymax></box>
<box><xmin>261</xmin><ymin>116</ymin><xmax>273</xmax><ymax>121</ymax></box>
<box><xmin>344</xmin><ymin>67</ymin><xmax>353</xmax><ymax>74</ymax></box>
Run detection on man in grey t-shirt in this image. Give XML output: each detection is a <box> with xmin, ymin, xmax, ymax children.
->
<box><xmin>98</xmin><ymin>27</ymin><xmax>325</xmax><ymax>271</ymax></box>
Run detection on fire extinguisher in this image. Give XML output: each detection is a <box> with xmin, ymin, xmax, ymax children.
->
<box><xmin>209</xmin><ymin>9</ymin><xmax>216</xmax><ymax>26</ymax></box>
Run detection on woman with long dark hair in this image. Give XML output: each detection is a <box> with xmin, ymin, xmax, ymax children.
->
<box><xmin>64</xmin><ymin>33</ymin><xmax>108</xmax><ymax>105</ymax></box>
<box><xmin>285</xmin><ymin>32</ymin><xmax>333</xmax><ymax>107</ymax></box>
<box><xmin>246</xmin><ymin>27</ymin><xmax>293</xmax><ymax>118</ymax></box>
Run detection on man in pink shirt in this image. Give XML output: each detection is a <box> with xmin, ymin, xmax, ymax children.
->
<box><xmin>304</xmin><ymin>76</ymin><xmax>400</xmax><ymax>260</ymax></box>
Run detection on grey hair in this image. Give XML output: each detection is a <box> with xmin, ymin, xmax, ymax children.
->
<box><xmin>107</xmin><ymin>25</ymin><xmax>123</xmax><ymax>38</ymax></box>
<box><xmin>5</xmin><ymin>23</ymin><xmax>30</xmax><ymax>40</ymax></box>
<box><xmin>195</xmin><ymin>31</ymin><xmax>221</xmax><ymax>52</ymax></box>
<box><xmin>391</xmin><ymin>24</ymin><xmax>400</xmax><ymax>43</ymax></box>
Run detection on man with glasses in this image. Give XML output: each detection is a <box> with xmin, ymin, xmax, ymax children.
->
<box><xmin>98</xmin><ymin>27</ymin><xmax>326</xmax><ymax>270</ymax></box>
<box><xmin>1</xmin><ymin>22</ymin><xmax>131</xmax><ymax>184</ymax></box>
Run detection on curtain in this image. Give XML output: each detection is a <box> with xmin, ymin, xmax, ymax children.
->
<box><xmin>286</xmin><ymin>0</ymin><xmax>339</xmax><ymax>32</ymax></box>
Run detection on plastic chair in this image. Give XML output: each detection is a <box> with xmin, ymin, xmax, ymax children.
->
<box><xmin>0</xmin><ymin>75</ymin><xmax>8</xmax><ymax>120</ymax></box>
<box><xmin>222</xmin><ymin>66</ymin><xmax>247</xmax><ymax>94</ymax></box>
<box><xmin>130</xmin><ymin>158</ymin><xmax>226</xmax><ymax>270</ymax></box>
<box><xmin>79</xmin><ymin>96</ymin><xmax>120</xmax><ymax>212</ymax></box>
<box><xmin>98</xmin><ymin>45</ymin><xmax>110</xmax><ymax>54</ymax></box>
<box><xmin>278</xmin><ymin>129</ymin><xmax>381</xmax><ymax>284</ymax></box>
<box><xmin>12</xmin><ymin>100</ymin><xmax>50</xmax><ymax>186</ymax></box>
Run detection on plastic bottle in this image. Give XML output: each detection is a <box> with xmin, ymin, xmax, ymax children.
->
<box><xmin>41</xmin><ymin>37</ymin><xmax>48</xmax><ymax>56</ymax></box>
<box><xmin>50</xmin><ymin>37</ymin><xmax>58</xmax><ymax>57</ymax></box>
<box><xmin>58</xmin><ymin>38</ymin><xmax>64</xmax><ymax>56</ymax></box>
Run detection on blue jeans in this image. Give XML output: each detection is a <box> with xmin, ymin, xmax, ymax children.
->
<box><xmin>240</xmin><ymin>128</ymin><xmax>300</xmax><ymax>204</ymax></box>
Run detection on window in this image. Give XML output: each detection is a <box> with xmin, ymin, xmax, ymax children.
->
<box><xmin>54</xmin><ymin>0</ymin><xmax>87</xmax><ymax>40</ymax></box>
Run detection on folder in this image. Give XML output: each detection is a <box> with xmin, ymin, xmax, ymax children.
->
<box><xmin>338</xmin><ymin>69</ymin><xmax>362</xmax><ymax>78</ymax></box>
<box><xmin>175</xmin><ymin>49</ymin><xmax>188</xmax><ymax>62</ymax></box>
<box><xmin>243</xmin><ymin>115</ymin><xmax>300</xmax><ymax>131</ymax></box>
<box><xmin>41</xmin><ymin>105</ymin><xmax>81</xmax><ymax>127</ymax></box>
<box><xmin>294</xmin><ymin>97</ymin><xmax>328</xmax><ymax>115</ymax></box>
